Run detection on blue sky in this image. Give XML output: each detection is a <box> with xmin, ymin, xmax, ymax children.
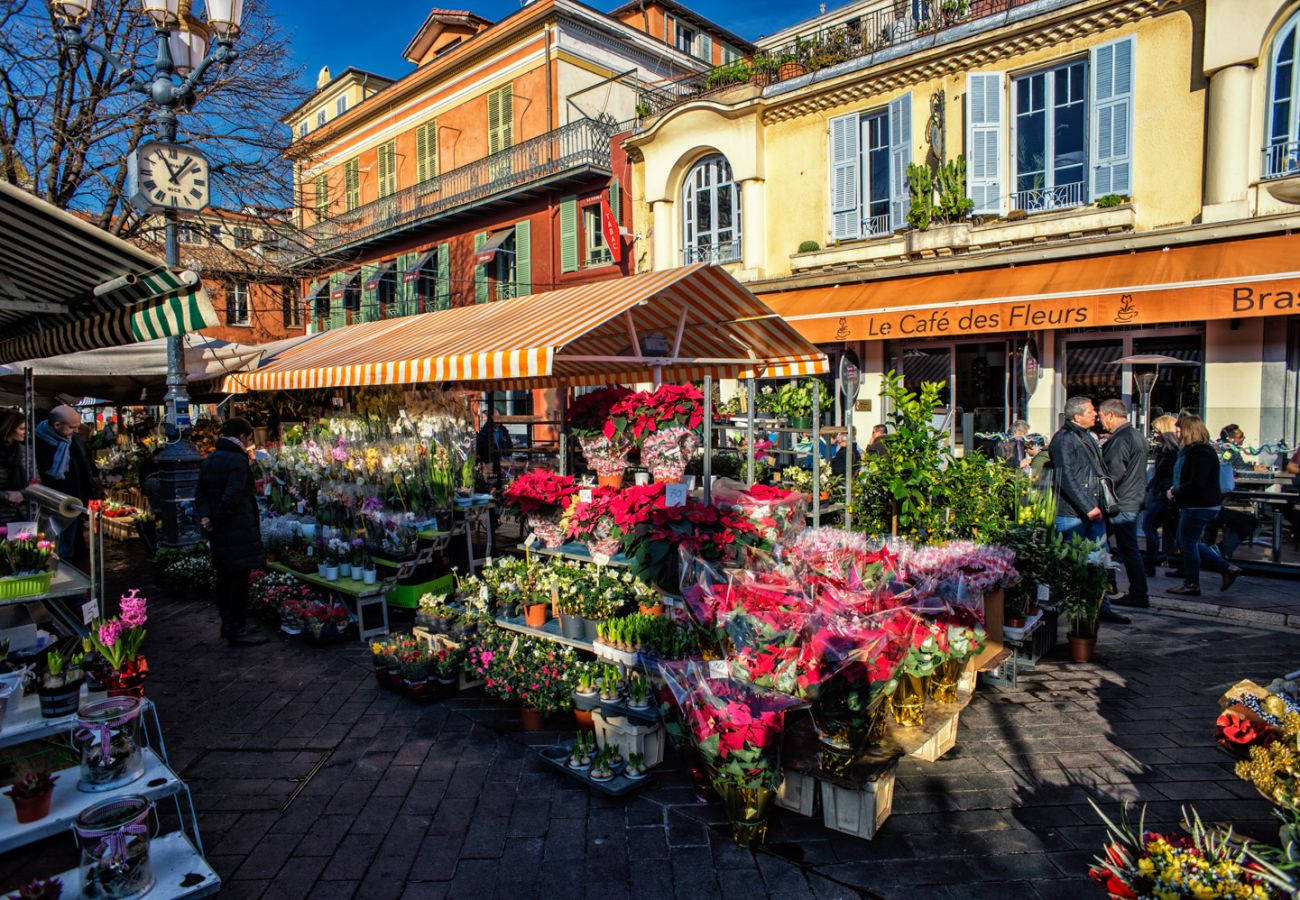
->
<box><xmin>269</xmin><ymin>0</ymin><xmax>813</xmax><ymax>90</ymax></box>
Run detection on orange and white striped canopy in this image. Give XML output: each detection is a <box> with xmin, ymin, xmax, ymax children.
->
<box><xmin>220</xmin><ymin>264</ymin><xmax>828</xmax><ymax>393</ymax></box>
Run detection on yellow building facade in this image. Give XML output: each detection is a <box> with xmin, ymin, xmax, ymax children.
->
<box><xmin>628</xmin><ymin>0</ymin><xmax>1300</xmax><ymax>451</ymax></box>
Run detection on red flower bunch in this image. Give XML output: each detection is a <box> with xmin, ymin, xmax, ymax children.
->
<box><xmin>564</xmin><ymin>386</ymin><xmax>634</xmax><ymax>440</ymax></box>
<box><xmin>302</xmin><ymin>600</ymin><xmax>349</xmax><ymax>624</ymax></box>
<box><xmin>502</xmin><ymin>470</ymin><xmax>578</xmax><ymax>517</ymax></box>
<box><xmin>608</xmin><ymin>483</ymin><xmax>668</xmax><ymax>531</ymax></box>
<box><xmin>717</xmin><ymin>572</ymin><xmax>821</xmax><ymax>698</ymax></box>
<box><xmin>1215</xmin><ymin>707</ymin><xmax>1272</xmax><ymax>755</ymax></box>
<box><xmin>606</xmin><ymin>384</ymin><xmax>704</xmax><ymax>441</ymax></box>
<box><xmin>624</xmin><ymin>499</ymin><xmax>764</xmax><ymax>590</ymax></box>
<box><xmin>564</xmin><ymin>486</ymin><xmax>623</xmax><ymax>543</ymax></box>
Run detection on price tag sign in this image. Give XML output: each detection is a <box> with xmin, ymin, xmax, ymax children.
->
<box><xmin>5</xmin><ymin>522</ymin><xmax>36</xmax><ymax>541</ymax></box>
<box><xmin>524</xmin><ymin>533</ymin><xmax>538</xmax><ymax>548</ymax></box>
<box><xmin>707</xmin><ymin>660</ymin><xmax>729</xmax><ymax>679</ymax></box>
<box><xmin>508</xmin><ymin>636</ymin><xmax>520</xmax><ymax>658</ymax></box>
<box><xmin>82</xmin><ymin>599</ymin><xmax>98</xmax><ymax>625</ymax></box>
<box><xmin>664</xmin><ymin>483</ymin><xmax>688</xmax><ymax>507</ymax></box>
<box><xmin>1037</xmin><ymin>584</ymin><xmax>1050</xmax><ymax>603</ymax></box>
<box><xmin>579</xmin><ymin>488</ymin><xmax>593</xmax><ymax>504</ymax></box>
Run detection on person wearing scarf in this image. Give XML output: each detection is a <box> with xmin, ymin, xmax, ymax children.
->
<box><xmin>34</xmin><ymin>405</ymin><xmax>100</xmax><ymax>559</ymax></box>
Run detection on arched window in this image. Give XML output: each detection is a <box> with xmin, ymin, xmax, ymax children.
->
<box><xmin>1266</xmin><ymin>10</ymin><xmax>1300</xmax><ymax>178</ymax></box>
<box><xmin>681</xmin><ymin>155</ymin><xmax>741</xmax><ymax>264</ymax></box>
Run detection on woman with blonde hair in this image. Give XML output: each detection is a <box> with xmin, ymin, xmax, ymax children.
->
<box><xmin>1166</xmin><ymin>414</ymin><xmax>1243</xmax><ymax>595</ymax></box>
<box><xmin>1143</xmin><ymin>413</ymin><xmax>1180</xmax><ymax>576</ymax></box>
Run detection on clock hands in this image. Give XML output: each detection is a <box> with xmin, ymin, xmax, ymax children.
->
<box><xmin>173</xmin><ymin>158</ymin><xmax>195</xmax><ymax>184</ymax></box>
<box><xmin>157</xmin><ymin>153</ymin><xmax>182</xmax><ymax>182</ymax></box>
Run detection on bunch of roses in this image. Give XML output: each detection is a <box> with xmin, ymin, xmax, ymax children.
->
<box><xmin>661</xmin><ymin>660</ymin><xmax>804</xmax><ymax>791</ymax></box>
<box><xmin>502</xmin><ymin>470</ymin><xmax>578</xmax><ymax>518</ymax></box>
<box><xmin>899</xmin><ymin>541</ymin><xmax>1017</xmax><ymax>596</ymax></box>
<box><xmin>564</xmin><ymin>386</ymin><xmax>634</xmax><ymax>441</ymax></box>
<box><xmin>606</xmin><ymin>384</ymin><xmax>704</xmax><ymax>441</ymax></box>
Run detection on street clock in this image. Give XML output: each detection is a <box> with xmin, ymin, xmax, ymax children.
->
<box><xmin>128</xmin><ymin>141</ymin><xmax>211</xmax><ymax>213</ymax></box>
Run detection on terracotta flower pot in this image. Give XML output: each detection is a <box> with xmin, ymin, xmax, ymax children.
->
<box><xmin>639</xmin><ymin>602</ymin><xmax>665</xmax><ymax>617</ymax></box>
<box><xmin>778</xmin><ymin>62</ymin><xmax>806</xmax><ymax>80</ymax></box>
<box><xmin>597</xmin><ymin>472</ymin><xmax>624</xmax><ymax>489</ymax></box>
<box><xmin>573</xmin><ymin>708</ymin><xmax>594</xmax><ymax>731</ymax></box>
<box><xmin>1068</xmin><ymin>634</ymin><xmax>1096</xmax><ymax>663</ymax></box>
<box><xmin>1005</xmin><ymin>616</ymin><xmax>1026</xmax><ymax>629</ymax></box>
<box><xmin>523</xmin><ymin>603</ymin><xmax>548</xmax><ymax>629</ymax></box>
<box><xmin>519</xmin><ymin>707</ymin><xmax>545</xmax><ymax>731</ymax></box>
<box><xmin>8</xmin><ymin>789</ymin><xmax>53</xmax><ymax>824</ymax></box>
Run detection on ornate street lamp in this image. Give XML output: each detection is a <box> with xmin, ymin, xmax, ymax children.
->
<box><xmin>50</xmin><ymin>0</ymin><xmax>243</xmax><ymax>547</ymax></box>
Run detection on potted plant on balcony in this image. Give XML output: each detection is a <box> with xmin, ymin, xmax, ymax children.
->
<box><xmin>751</xmin><ymin>52</ymin><xmax>781</xmax><ymax>86</ymax></box>
<box><xmin>777</xmin><ymin>40</ymin><xmax>808</xmax><ymax>80</ymax></box>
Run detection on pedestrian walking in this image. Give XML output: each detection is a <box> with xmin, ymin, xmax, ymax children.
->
<box><xmin>196</xmin><ymin>418</ymin><xmax>268</xmax><ymax>647</ymax></box>
<box><xmin>1047</xmin><ymin>396</ymin><xmax>1129</xmax><ymax>624</ymax></box>
<box><xmin>0</xmin><ymin>410</ymin><xmax>28</xmax><ymax>527</ymax></box>
<box><xmin>1099</xmin><ymin>400</ymin><xmax>1148</xmax><ymax>609</ymax></box>
<box><xmin>1166</xmin><ymin>414</ymin><xmax>1243</xmax><ymax>597</ymax></box>
<box><xmin>1143</xmin><ymin>414</ymin><xmax>1180</xmax><ymax>576</ymax></box>
<box><xmin>34</xmin><ymin>404</ymin><xmax>101</xmax><ymax>559</ymax></box>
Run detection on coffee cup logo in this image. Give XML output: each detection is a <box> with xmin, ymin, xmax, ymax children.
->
<box><xmin>1114</xmin><ymin>294</ymin><xmax>1138</xmax><ymax>323</ymax></box>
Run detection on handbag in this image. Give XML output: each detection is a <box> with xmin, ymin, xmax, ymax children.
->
<box><xmin>1081</xmin><ymin>433</ymin><xmax>1119</xmax><ymax>517</ymax></box>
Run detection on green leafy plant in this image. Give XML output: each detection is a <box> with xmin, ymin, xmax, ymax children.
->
<box><xmin>705</xmin><ymin>60</ymin><xmax>753</xmax><ymax>90</ymax></box>
<box><xmin>1095</xmin><ymin>193</ymin><xmax>1128</xmax><ymax>208</ymax></box>
<box><xmin>797</xmin><ymin>240</ymin><xmax>821</xmax><ymax>253</ymax></box>
<box><xmin>1049</xmin><ymin>533</ymin><xmax>1109</xmax><ymax>638</ymax></box>
<box><xmin>907</xmin><ymin>157</ymin><xmax>973</xmax><ymax>230</ymax></box>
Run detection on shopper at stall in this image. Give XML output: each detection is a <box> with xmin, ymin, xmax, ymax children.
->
<box><xmin>1099</xmin><ymin>400</ymin><xmax>1148</xmax><ymax>609</ymax></box>
<box><xmin>865</xmin><ymin>425</ymin><xmax>890</xmax><ymax>458</ymax></box>
<box><xmin>830</xmin><ymin>430</ymin><xmax>863</xmax><ymax>476</ymax></box>
<box><xmin>1144</xmin><ymin>414</ymin><xmax>1181</xmax><ymax>576</ymax></box>
<box><xmin>0</xmin><ymin>410</ymin><xmax>28</xmax><ymax>527</ymax></box>
<box><xmin>197</xmin><ymin>417</ymin><xmax>267</xmax><ymax>647</ymax></box>
<box><xmin>1048</xmin><ymin>396</ymin><xmax>1129</xmax><ymax>624</ymax></box>
<box><xmin>996</xmin><ymin>420</ymin><xmax>1035</xmax><ymax>471</ymax></box>
<box><xmin>35</xmin><ymin>404</ymin><xmax>100</xmax><ymax>559</ymax></box>
<box><xmin>1166</xmin><ymin>414</ymin><xmax>1244</xmax><ymax>596</ymax></box>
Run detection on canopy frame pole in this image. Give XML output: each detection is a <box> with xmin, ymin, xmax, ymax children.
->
<box><xmin>746</xmin><ymin>376</ymin><xmax>756</xmax><ymax>488</ymax></box>
<box><xmin>812</xmin><ymin>379</ymin><xmax>820</xmax><ymax>524</ymax></box>
<box><xmin>624</xmin><ymin>311</ymin><xmax>641</xmax><ymax>359</ymax></box>
<box><xmin>703</xmin><ymin>374</ymin><xmax>713</xmax><ymax>505</ymax></box>
<box><xmin>845</xmin><ymin>399</ymin><xmax>854</xmax><ymax>530</ymax></box>
<box><xmin>671</xmin><ymin>304</ymin><xmax>689</xmax><ymax>358</ymax></box>
<box><xmin>22</xmin><ymin>368</ymin><xmax>34</xmax><ymax>521</ymax></box>
<box><xmin>558</xmin><ymin>385</ymin><xmax>568</xmax><ymax>477</ymax></box>
<box><xmin>487</xmin><ymin>391</ymin><xmax>500</xmax><ymax>491</ymax></box>
<box><xmin>559</xmin><ymin>355</ymin><xmax>767</xmax><ymax>366</ymax></box>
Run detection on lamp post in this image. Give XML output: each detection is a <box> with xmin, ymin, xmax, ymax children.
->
<box><xmin>50</xmin><ymin>0</ymin><xmax>243</xmax><ymax>548</ymax></box>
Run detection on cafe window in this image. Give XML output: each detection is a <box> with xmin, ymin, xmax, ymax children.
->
<box><xmin>895</xmin><ymin>340</ymin><xmax>1009</xmax><ymax>447</ymax></box>
<box><xmin>227</xmin><ymin>281</ymin><xmax>250</xmax><ymax>326</ymax></box>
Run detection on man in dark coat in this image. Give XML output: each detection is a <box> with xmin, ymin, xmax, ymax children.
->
<box><xmin>196</xmin><ymin>418</ymin><xmax>267</xmax><ymax>647</ymax></box>
<box><xmin>35</xmin><ymin>404</ymin><xmax>101</xmax><ymax>559</ymax></box>
<box><xmin>1100</xmin><ymin>399</ymin><xmax>1148</xmax><ymax>609</ymax></box>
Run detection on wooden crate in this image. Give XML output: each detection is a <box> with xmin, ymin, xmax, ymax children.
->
<box><xmin>818</xmin><ymin>762</ymin><xmax>897</xmax><ymax>840</ymax></box>
<box><xmin>909</xmin><ymin>711</ymin><xmax>961</xmax><ymax>763</ymax></box>
<box><xmin>775</xmin><ymin>768</ymin><xmax>817</xmax><ymax>816</ymax></box>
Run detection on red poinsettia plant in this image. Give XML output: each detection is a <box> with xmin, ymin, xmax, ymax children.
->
<box><xmin>606</xmin><ymin>384</ymin><xmax>704</xmax><ymax>441</ymax></box>
<box><xmin>626</xmin><ymin>499</ymin><xmax>765</xmax><ymax>590</ymax></box>
<box><xmin>502</xmin><ymin>470</ymin><xmax>579</xmax><ymax>518</ymax></box>
<box><xmin>564</xmin><ymin>386</ymin><xmax>634</xmax><ymax>441</ymax></box>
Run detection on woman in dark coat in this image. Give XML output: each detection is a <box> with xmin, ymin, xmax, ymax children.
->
<box><xmin>1166</xmin><ymin>414</ymin><xmax>1243</xmax><ymax>596</ymax></box>
<box><xmin>196</xmin><ymin>417</ymin><xmax>266</xmax><ymax>647</ymax></box>
<box><xmin>1142</xmin><ymin>414</ymin><xmax>1180</xmax><ymax>575</ymax></box>
<box><xmin>0</xmin><ymin>410</ymin><xmax>28</xmax><ymax>526</ymax></box>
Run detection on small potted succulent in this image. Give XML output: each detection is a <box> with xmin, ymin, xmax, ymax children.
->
<box><xmin>626</xmin><ymin>673</ymin><xmax>652</xmax><ymax>711</ymax></box>
<box><xmin>624</xmin><ymin>751</ymin><xmax>647</xmax><ymax>780</ymax></box>
<box><xmin>5</xmin><ymin>768</ymin><xmax>57</xmax><ymax>823</ymax></box>
<box><xmin>588</xmin><ymin>746</ymin><xmax>614</xmax><ymax>782</ymax></box>
<box><xmin>38</xmin><ymin>650</ymin><xmax>83</xmax><ymax>719</ymax></box>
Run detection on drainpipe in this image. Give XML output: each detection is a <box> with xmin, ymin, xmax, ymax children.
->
<box><xmin>546</xmin><ymin>26</ymin><xmax>554</xmax><ymax>129</ymax></box>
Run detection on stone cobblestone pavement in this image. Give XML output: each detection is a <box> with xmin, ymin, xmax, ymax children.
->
<box><xmin>3</xmin><ymin>544</ymin><xmax>1298</xmax><ymax>899</ymax></box>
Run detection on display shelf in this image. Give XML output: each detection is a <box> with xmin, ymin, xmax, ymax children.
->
<box><xmin>493</xmin><ymin>616</ymin><xmax>595</xmax><ymax>652</ymax></box>
<box><xmin>48</xmin><ymin>831</ymin><xmax>220</xmax><ymax>900</ymax></box>
<box><xmin>0</xmin><ymin>748</ymin><xmax>181</xmax><ymax>853</ymax></box>
<box><xmin>522</xmin><ymin>543</ymin><xmax>630</xmax><ymax>567</ymax></box>
<box><xmin>0</xmin><ymin>685</ymin><xmax>89</xmax><ymax>751</ymax></box>
<box><xmin>0</xmin><ymin>564</ymin><xmax>91</xmax><ymax>608</ymax></box>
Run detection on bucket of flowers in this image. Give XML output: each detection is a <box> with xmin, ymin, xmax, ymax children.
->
<box><xmin>503</xmin><ymin>470</ymin><xmax>578</xmax><ymax>548</ymax></box>
<box><xmin>565</xmin><ymin>386</ymin><xmax>635</xmax><ymax>488</ymax></box>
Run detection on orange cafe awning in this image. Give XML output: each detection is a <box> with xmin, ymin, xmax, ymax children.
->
<box><xmin>761</xmin><ymin>233</ymin><xmax>1300</xmax><ymax>343</ymax></box>
<box><xmin>220</xmin><ymin>264</ymin><xmax>828</xmax><ymax>393</ymax></box>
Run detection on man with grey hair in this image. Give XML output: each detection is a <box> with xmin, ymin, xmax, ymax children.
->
<box><xmin>996</xmin><ymin>419</ymin><xmax>1036</xmax><ymax>471</ymax></box>
<box><xmin>34</xmin><ymin>404</ymin><xmax>100</xmax><ymax>558</ymax></box>
<box><xmin>1100</xmin><ymin>398</ymin><xmax>1148</xmax><ymax>609</ymax></box>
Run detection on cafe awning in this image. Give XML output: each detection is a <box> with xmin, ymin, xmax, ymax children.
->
<box><xmin>761</xmin><ymin>232</ymin><xmax>1300</xmax><ymax>343</ymax></box>
<box><xmin>220</xmin><ymin>264</ymin><xmax>828</xmax><ymax>393</ymax></box>
<box><xmin>0</xmin><ymin>180</ymin><xmax>218</xmax><ymax>363</ymax></box>
<box><xmin>403</xmin><ymin>250</ymin><xmax>436</xmax><ymax>283</ymax></box>
<box><xmin>474</xmin><ymin>230</ymin><xmax>513</xmax><ymax>265</ymax></box>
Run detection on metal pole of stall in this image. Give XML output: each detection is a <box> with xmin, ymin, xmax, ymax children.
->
<box><xmin>703</xmin><ymin>375</ymin><xmax>713</xmax><ymax>505</ymax></box>
<box><xmin>22</xmin><ymin>368</ymin><xmax>35</xmax><ymax>522</ymax></box>
<box><xmin>746</xmin><ymin>377</ymin><xmax>756</xmax><ymax>488</ymax></box>
<box><xmin>558</xmin><ymin>387</ymin><xmax>568</xmax><ymax>477</ymax></box>
<box><xmin>844</xmin><ymin>408</ymin><xmax>854</xmax><ymax>530</ymax></box>
<box><xmin>811</xmin><ymin>380</ymin><xmax>820</xmax><ymax>523</ymax></box>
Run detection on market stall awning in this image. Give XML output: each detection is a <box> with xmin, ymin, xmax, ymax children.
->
<box><xmin>761</xmin><ymin>232</ymin><xmax>1300</xmax><ymax>343</ymax></box>
<box><xmin>0</xmin><ymin>180</ymin><xmax>218</xmax><ymax>363</ymax></box>
<box><xmin>220</xmin><ymin>264</ymin><xmax>828</xmax><ymax>393</ymax></box>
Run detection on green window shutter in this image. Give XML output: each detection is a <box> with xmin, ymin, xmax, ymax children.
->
<box><xmin>344</xmin><ymin>159</ymin><xmax>360</xmax><ymax>211</ymax></box>
<box><xmin>609</xmin><ymin>178</ymin><xmax>621</xmax><ymax>223</ymax></box>
<box><xmin>360</xmin><ymin>263</ymin><xmax>379</xmax><ymax>322</ymax></box>
<box><xmin>328</xmin><ymin>272</ymin><xmax>347</xmax><ymax>330</ymax></box>
<box><xmin>315</xmin><ymin>173</ymin><xmax>329</xmax><ymax>219</ymax></box>
<box><xmin>436</xmin><ymin>242</ymin><xmax>450</xmax><ymax>310</ymax></box>
<box><xmin>377</xmin><ymin>142</ymin><xmax>396</xmax><ymax>198</ymax></box>
<box><xmin>488</xmin><ymin>90</ymin><xmax>501</xmax><ymax>155</ymax></box>
<box><xmin>500</xmin><ymin>85</ymin><xmax>513</xmax><ymax>150</ymax></box>
<box><xmin>474</xmin><ymin>232</ymin><xmax>489</xmax><ymax>304</ymax></box>
<box><xmin>559</xmin><ymin>196</ymin><xmax>578</xmax><ymax>273</ymax></box>
<box><xmin>514</xmin><ymin>220</ymin><xmax>531</xmax><ymax>297</ymax></box>
<box><xmin>416</xmin><ymin>122</ymin><xmax>438</xmax><ymax>183</ymax></box>
<box><xmin>395</xmin><ymin>253</ymin><xmax>415</xmax><ymax>317</ymax></box>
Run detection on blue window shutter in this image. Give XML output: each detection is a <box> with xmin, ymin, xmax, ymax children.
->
<box><xmin>888</xmin><ymin>92</ymin><xmax>913</xmax><ymax>232</ymax></box>
<box><xmin>559</xmin><ymin>196</ymin><xmax>579</xmax><ymax>273</ymax></box>
<box><xmin>1090</xmin><ymin>36</ymin><xmax>1134</xmax><ymax>200</ymax></box>
<box><xmin>436</xmin><ymin>242</ymin><xmax>450</xmax><ymax>310</ymax></box>
<box><xmin>514</xmin><ymin>220</ymin><xmax>531</xmax><ymax>297</ymax></box>
<box><xmin>829</xmin><ymin>113</ymin><xmax>861</xmax><ymax>241</ymax></box>
<box><xmin>966</xmin><ymin>72</ymin><xmax>1005</xmax><ymax>215</ymax></box>
<box><xmin>474</xmin><ymin>233</ymin><xmax>489</xmax><ymax>304</ymax></box>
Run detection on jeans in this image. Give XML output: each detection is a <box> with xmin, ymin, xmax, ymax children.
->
<box><xmin>1142</xmin><ymin>489</ymin><xmax>1171</xmax><ymax>568</ymax></box>
<box><xmin>1175</xmin><ymin>507</ymin><xmax>1229</xmax><ymax>587</ymax></box>
<box><xmin>214</xmin><ymin>567</ymin><xmax>253</xmax><ymax>636</ymax></box>
<box><xmin>1108</xmin><ymin>511</ymin><xmax>1148</xmax><ymax>602</ymax></box>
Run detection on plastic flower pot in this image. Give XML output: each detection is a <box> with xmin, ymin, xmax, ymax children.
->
<box><xmin>316</xmin><ymin>563</ymin><xmax>327</xmax><ymax>577</ymax></box>
<box><xmin>523</xmin><ymin>603</ymin><xmax>548</xmax><ymax>629</ymax></box>
<box><xmin>574</xmin><ymin>708</ymin><xmax>594</xmax><ymax>731</ymax></box>
<box><xmin>519</xmin><ymin>707</ymin><xmax>545</xmax><ymax>731</ymax></box>
<box><xmin>558</xmin><ymin>614</ymin><xmax>585</xmax><ymax>639</ymax></box>
<box><xmin>39</xmin><ymin>677</ymin><xmax>83</xmax><ymax>719</ymax></box>
<box><xmin>638</xmin><ymin>601</ymin><xmax>665</xmax><ymax>617</ymax></box>
<box><xmin>338</xmin><ymin>564</ymin><xmax>351</xmax><ymax>578</ymax></box>
<box><xmin>7</xmin><ymin>786</ymin><xmax>54</xmax><ymax>823</ymax></box>
<box><xmin>323</xmin><ymin>566</ymin><xmax>339</xmax><ymax>582</ymax></box>
<box><xmin>597</xmin><ymin>472</ymin><xmax>624</xmax><ymax>489</ymax></box>
<box><xmin>1068</xmin><ymin>634</ymin><xmax>1096</xmax><ymax>663</ymax></box>
<box><xmin>362</xmin><ymin>569</ymin><xmax>378</xmax><ymax>585</ymax></box>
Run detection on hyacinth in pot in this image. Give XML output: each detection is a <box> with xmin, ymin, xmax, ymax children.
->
<box><xmin>86</xmin><ymin>590</ymin><xmax>149</xmax><ymax>698</ymax></box>
<box><xmin>565</xmin><ymin>386</ymin><xmax>635</xmax><ymax>485</ymax></box>
<box><xmin>503</xmin><ymin>470</ymin><xmax>578</xmax><ymax>548</ymax></box>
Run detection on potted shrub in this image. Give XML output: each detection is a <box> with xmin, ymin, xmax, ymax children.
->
<box><xmin>1052</xmin><ymin>534</ymin><xmax>1109</xmax><ymax>663</ymax></box>
<box><xmin>38</xmin><ymin>649</ymin><xmax>82</xmax><ymax>719</ymax></box>
<box><xmin>6</xmin><ymin>769</ymin><xmax>57</xmax><ymax>823</ymax></box>
<box><xmin>564</xmin><ymin>386</ymin><xmax>635</xmax><ymax>488</ymax></box>
<box><xmin>772</xmin><ymin>380</ymin><xmax>815</xmax><ymax>429</ymax></box>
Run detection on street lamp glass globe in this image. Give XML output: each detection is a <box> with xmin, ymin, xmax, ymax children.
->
<box><xmin>50</xmin><ymin>0</ymin><xmax>96</xmax><ymax>24</ymax></box>
<box><xmin>203</xmin><ymin>0</ymin><xmax>243</xmax><ymax>39</ymax></box>
<box><xmin>140</xmin><ymin>0</ymin><xmax>180</xmax><ymax>26</ymax></box>
<box><xmin>167</xmin><ymin>24</ymin><xmax>208</xmax><ymax>75</ymax></box>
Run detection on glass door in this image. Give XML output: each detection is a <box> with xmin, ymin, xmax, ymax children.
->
<box><xmin>954</xmin><ymin>342</ymin><xmax>1009</xmax><ymax>448</ymax></box>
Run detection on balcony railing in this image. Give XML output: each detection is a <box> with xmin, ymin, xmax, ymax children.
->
<box><xmin>638</xmin><ymin>0</ymin><xmax>1039</xmax><ymax>119</ymax></box>
<box><xmin>1011</xmin><ymin>181</ymin><xmax>1085</xmax><ymax>213</ymax></box>
<box><xmin>297</xmin><ymin>119</ymin><xmax>616</xmax><ymax>260</ymax></box>
<box><xmin>683</xmin><ymin>240</ymin><xmax>741</xmax><ymax>265</ymax></box>
<box><xmin>864</xmin><ymin>213</ymin><xmax>892</xmax><ymax>237</ymax></box>
<box><xmin>1262</xmin><ymin>140</ymin><xmax>1300</xmax><ymax>181</ymax></box>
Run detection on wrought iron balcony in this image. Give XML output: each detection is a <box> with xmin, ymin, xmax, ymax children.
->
<box><xmin>683</xmin><ymin>239</ymin><xmax>741</xmax><ymax>265</ymax></box>
<box><xmin>1011</xmin><ymin>180</ymin><xmax>1085</xmax><ymax>213</ymax></box>
<box><xmin>296</xmin><ymin>119</ymin><xmax>616</xmax><ymax>261</ymax></box>
<box><xmin>637</xmin><ymin>0</ymin><xmax>1040</xmax><ymax>120</ymax></box>
<box><xmin>1262</xmin><ymin>140</ymin><xmax>1300</xmax><ymax>181</ymax></box>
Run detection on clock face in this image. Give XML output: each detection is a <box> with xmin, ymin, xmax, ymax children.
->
<box><xmin>130</xmin><ymin>142</ymin><xmax>210</xmax><ymax>212</ymax></box>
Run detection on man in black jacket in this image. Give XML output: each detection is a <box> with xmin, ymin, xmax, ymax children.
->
<box><xmin>196</xmin><ymin>418</ymin><xmax>267</xmax><ymax>647</ymax></box>
<box><xmin>1048</xmin><ymin>396</ymin><xmax>1129</xmax><ymax>625</ymax></box>
<box><xmin>1100</xmin><ymin>399</ymin><xmax>1148</xmax><ymax>609</ymax></box>
<box><xmin>34</xmin><ymin>405</ymin><xmax>101</xmax><ymax>559</ymax></box>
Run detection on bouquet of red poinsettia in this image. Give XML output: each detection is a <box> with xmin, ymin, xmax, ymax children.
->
<box><xmin>564</xmin><ymin>486</ymin><xmax>624</xmax><ymax>561</ymax></box>
<box><xmin>778</xmin><ymin>528</ymin><xmax>902</xmax><ymax>592</ymax></box>
<box><xmin>628</xmin><ymin>499</ymin><xmax>764</xmax><ymax>590</ymax></box>
<box><xmin>564</xmin><ymin>386</ymin><xmax>634</xmax><ymax>441</ymax></box>
<box><xmin>713</xmin><ymin>482</ymin><xmax>806</xmax><ymax>543</ymax></box>
<box><xmin>607</xmin><ymin>384</ymin><xmax>704</xmax><ymax>441</ymax></box>
<box><xmin>502</xmin><ymin>470</ymin><xmax>579</xmax><ymax>518</ymax></box>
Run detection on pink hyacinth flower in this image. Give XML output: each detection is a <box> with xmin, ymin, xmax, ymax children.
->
<box><xmin>98</xmin><ymin>619</ymin><xmax>122</xmax><ymax>648</ymax></box>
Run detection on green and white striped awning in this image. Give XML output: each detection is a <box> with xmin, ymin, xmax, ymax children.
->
<box><xmin>0</xmin><ymin>180</ymin><xmax>218</xmax><ymax>364</ymax></box>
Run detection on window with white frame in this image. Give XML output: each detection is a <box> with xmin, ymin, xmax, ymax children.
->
<box><xmin>681</xmin><ymin>155</ymin><xmax>741</xmax><ymax>264</ymax></box>
<box><xmin>1265</xmin><ymin>11</ymin><xmax>1300</xmax><ymax>179</ymax></box>
<box><xmin>335</xmin><ymin>95</ymin><xmax>347</xmax><ymax>117</ymax></box>
<box><xmin>828</xmin><ymin>93</ymin><xmax>911</xmax><ymax>241</ymax></box>
<box><xmin>227</xmin><ymin>282</ymin><xmax>250</xmax><ymax>326</ymax></box>
<box><xmin>298</xmin><ymin>121</ymin><xmax>308</xmax><ymax>139</ymax></box>
<box><xmin>316</xmin><ymin>109</ymin><xmax>327</xmax><ymax>128</ymax></box>
<box><xmin>178</xmin><ymin>221</ymin><xmax>204</xmax><ymax>244</ymax></box>
<box><xmin>965</xmin><ymin>36</ymin><xmax>1133</xmax><ymax>216</ymax></box>
<box><xmin>675</xmin><ymin>21</ymin><xmax>696</xmax><ymax>55</ymax></box>
<box><xmin>583</xmin><ymin>204</ymin><xmax>611</xmax><ymax>266</ymax></box>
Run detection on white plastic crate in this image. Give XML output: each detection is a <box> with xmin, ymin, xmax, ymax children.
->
<box><xmin>819</xmin><ymin>764</ymin><xmax>896</xmax><ymax>839</ymax></box>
